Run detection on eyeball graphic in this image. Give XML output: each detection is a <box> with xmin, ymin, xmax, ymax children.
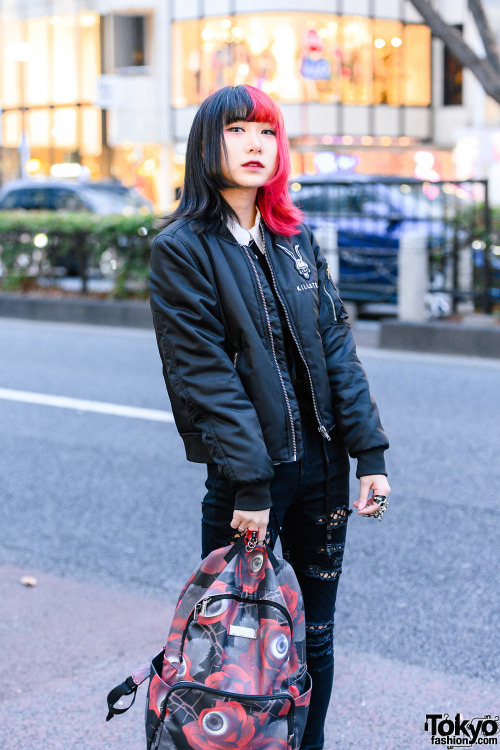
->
<box><xmin>250</xmin><ymin>553</ymin><xmax>264</xmax><ymax>572</ymax></box>
<box><xmin>204</xmin><ymin>598</ymin><xmax>230</xmax><ymax>618</ymax></box>
<box><xmin>271</xmin><ymin>633</ymin><xmax>290</xmax><ymax>660</ymax></box>
<box><xmin>202</xmin><ymin>710</ymin><xmax>228</xmax><ymax>735</ymax></box>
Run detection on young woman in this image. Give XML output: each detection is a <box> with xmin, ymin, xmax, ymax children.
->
<box><xmin>149</xmin><ymin>85</ymin><xmax>390</xmax><ymax>750</ymax></box>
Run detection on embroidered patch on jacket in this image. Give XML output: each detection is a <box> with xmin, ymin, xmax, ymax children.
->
<box><xmin>297</xmin><ymin>281</ymin><xmax>318</xmax><ymax>292</ymax></box>
<box><xmin>276</xmin><ymin>243</ymin><xmax>311</xmax><ymax>279</ymax></box>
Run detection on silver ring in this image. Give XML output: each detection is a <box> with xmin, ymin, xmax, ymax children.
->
<box><xmin>369</xmin><ymin>495</ymin><xmax>389</xmax><ymax>521</ymax></box>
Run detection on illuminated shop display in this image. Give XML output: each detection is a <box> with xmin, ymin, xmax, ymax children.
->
<box><xmin>172</xmin><ymin>13</ymin><xmax>431</xmax><ymax>108</ymax></box>
<box><xmin>0</xmin><ymin>12</ymin><xmax>102</xmax><ymax>176</ymax></box>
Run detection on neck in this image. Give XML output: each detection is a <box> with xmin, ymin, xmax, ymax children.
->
<box><xmin>220</xmin><ymin>187</ymin><xmax>258</xmax><ymax>229</ymax></box>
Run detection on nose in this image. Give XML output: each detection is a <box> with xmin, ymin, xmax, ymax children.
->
<box><xmin>247</xmin><ymin>129</ymin><xmax>263</xmax><ymax>153</ymax></box>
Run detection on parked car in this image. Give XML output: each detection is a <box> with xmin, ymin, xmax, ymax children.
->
<box><xmin>0</xmin><ymin>178</ymin><xmax>153</xmax><ymax>215</ymax></box>
<box><xmin>289</xmin><ymin>174</ymin><xmax>474</xmax><ymax>307</ymax></box>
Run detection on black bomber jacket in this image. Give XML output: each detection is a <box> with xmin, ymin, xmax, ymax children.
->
<box><xmin>149</xmin><ymin>218</ymin><xmax>389</xmax><ymax>511</ymax></box>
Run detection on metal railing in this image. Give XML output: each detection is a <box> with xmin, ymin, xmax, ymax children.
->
<box><xmin>290</xmin><ymin>177</ymin><xmax>497</xmax><ymax>316</ymax></box>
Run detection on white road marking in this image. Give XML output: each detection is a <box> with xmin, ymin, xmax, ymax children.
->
<box><xmin>0</xmin><ymin>388</ymin><xmax>175</xmax><ymax>422</ymax></box>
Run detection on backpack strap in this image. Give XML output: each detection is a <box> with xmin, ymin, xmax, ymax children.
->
<box><xmin>106</xmin><ymin>676</ymin><xmax>138</xmax><ymax>721</ymax></box>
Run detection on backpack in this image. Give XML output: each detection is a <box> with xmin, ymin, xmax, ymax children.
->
<box><xmin>106</xmin><ymin>535</ymin><xmax>311</xmax><ymax>749</ymax></box>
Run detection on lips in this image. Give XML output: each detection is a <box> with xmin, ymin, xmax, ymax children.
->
<box><xmin>242</xmin><ymin>161</ymin><xmax>264</xmax><ymax>168</ymax></box>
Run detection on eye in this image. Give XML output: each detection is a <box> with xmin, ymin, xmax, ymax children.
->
<box><xmin>203</xmin><ymin>598</ymin><xmax>230</xmax><ymax>618</ymax></box>
<box><xmin>202</xmin><ymin>710</ymin><xmax>228</xmax><ymax>735</ymax></box>
<box><xmin>271</xmin><ymin>633</ymin><xmax>289</xmax><ymax>660</ymax></box>
<box><xmin>250</xmin><ymin>553</ymin><xmax>264</xmax><ymax>572</ymax></box>
<box><xmin>262</xmin><ymin>128</ymin><xmax>276</xmax><ymax>136</ymax></box>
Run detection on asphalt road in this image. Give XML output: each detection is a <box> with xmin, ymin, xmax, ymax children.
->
<box><xmin>1</xmin><ymin>317</ymin><xmax>499</xmax><ymax>749</ymax></box>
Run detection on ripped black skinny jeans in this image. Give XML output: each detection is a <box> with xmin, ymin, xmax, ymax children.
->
<box><xmin>201</xmin><ymin>412</ymin><xmax>351</xmax><ymax>750</ymax></box>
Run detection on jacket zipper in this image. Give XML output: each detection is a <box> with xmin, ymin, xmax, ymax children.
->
<box><xmin>324</xmin><ymin>264</ymin><xmax>337</xmax><ymax>322</ymax></box>
<box><xmin>241</xmin><ymin>245</ymin><xmax>297</xmax><ymax>461</ymax></box>
<box><xmin>192</xmin><ymin>593</ymin><xmax>293</xmax><ymax>632</ymax></box>
<box><xmin>158</xmin><ymin>680</ymin><xmax>296</xmax><ymax>747</ymax></box>
<box><xmin>262</xmin><ymin>230</ymin><xmax>330</xmax><ymax>441</ymax></box>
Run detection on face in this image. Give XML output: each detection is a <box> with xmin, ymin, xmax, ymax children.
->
<box><xmin>220</xmin><ymin>120</ymin><xmax>279</xmax><ymax>189</ymax></box>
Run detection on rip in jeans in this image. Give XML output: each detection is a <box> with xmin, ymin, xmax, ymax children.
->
<box><xmin>314</xmin><ymin>506</ymin><xmax>352</xmax><ymax>530</ymax></box>
<box><xmin>305</xmin><ymin>620</ymin><xmax>335</xmax><ymax>660</ymax></box>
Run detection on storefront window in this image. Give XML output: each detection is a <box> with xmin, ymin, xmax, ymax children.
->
<box><xmin>51</xmin><ymin>16</ymin><xmax>78</xmax><ymax>104</ymax></box>
<box><xmin>340</xmin><ymin>16</ymin><xmax>372</xmax><ymax>105</ymax></box>
<box><xmin>27</xmin><ymin>109</ymin><xmax>50</xmax><ymax>147</ymax></box>
<box><xmin>0</xmin><ymin>11</ymin><xmax>102</xmax><ymax>178</ymax></box>
<box><xmin>403</xmin><ymin>24</ymin><xmax>431</xmax><ymax>106</ymax></box>
<box><xmin>172</xmin><ymin>13</ymin><xmax>431</xmax><ymax>108</ymax></box>
<box><xmin>373</xmin><ymin>20</ymin><xmax>403</xmax><ymax>106</ymax></box>
<box><xmin>26</xmin><ymin>19</ymin><xmax>50</xmax><ymax>105</ymax></box>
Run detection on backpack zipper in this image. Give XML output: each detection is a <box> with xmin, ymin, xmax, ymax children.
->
<box><xmin>263</xmin><ymin>229</ymin><xmax>330</xmax><ymax>441</ymax></box>
<box><xmin>179</xmin><ymin>593</ymin><xmax>294</xmax><ymax>659</ymax></box>
<box><xmin>159</xmin><ymin>680</ymin><xmax>296</xmax><ymax>745</ymax></box>
<box><xmin>241</xmin><ymin>245</ymin><xmax>297</xmax><ymax>461</ymax></box>
<box><xmin>193</xmin><ymin>592</ymin><xmax>293</xmax><ymax>631</ymax></box>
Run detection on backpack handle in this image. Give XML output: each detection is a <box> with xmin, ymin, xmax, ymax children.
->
<box><xmin>106</xmin><ymin>676</ymin><xmax>138</xmax><ymax>721</ymax></box>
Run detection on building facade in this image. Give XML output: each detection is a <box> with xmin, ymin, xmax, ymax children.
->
<box><xmin>0</xmin><ymin>0</ymin><xmax>499</xmax><ymax>209</ymax></box>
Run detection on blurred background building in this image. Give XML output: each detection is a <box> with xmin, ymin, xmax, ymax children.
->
<box><xmin>0</xmin><ymin>0</ymin><xmax>499</xmax><ymax>211</ymax></box>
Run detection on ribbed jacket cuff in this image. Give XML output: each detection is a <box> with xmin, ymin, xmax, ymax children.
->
<box><xmin>234</xmin><ymin>481</ymin><xmax>272</xmax><ymax>511</ymax></box>
<box><xmin>355</xmin><ymin>447</ymin><xmax>387</xmax><ymax>478</ymax></box>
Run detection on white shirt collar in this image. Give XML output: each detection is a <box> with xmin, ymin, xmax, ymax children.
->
<box><xmin>226</xmin><ymin>207</ymin><xmax>264</xmax><ymax>252</ymax></box>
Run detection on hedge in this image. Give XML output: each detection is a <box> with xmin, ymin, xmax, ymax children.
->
<box><xmin>0</xmin><ymin>211</ymin><xmax>159</xmax><ymax>298</ymax></box>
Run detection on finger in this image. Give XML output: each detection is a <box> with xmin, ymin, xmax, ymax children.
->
<box><xmin>357</xmin><ymin>496</ymin><xmax>383</xmax><ymax>515</ymax></box>
<box><xmin>230</xmin><ymin>513</ymin><xmax>244</xmax><ymax>530</ymax></box>
<box><xmin>358</xmin><ymin>503</ymin><xmax>379</xmax><ymax>515</ymax></box>
<box><xmin>357</xmin><ymin>486</ymin><xmax>370</xmax><ymax>511</ymax></box>
<box><xmin>257</xmin><ymin>525</ymin><xmax>267</xmax><ymax>543</ymax></box>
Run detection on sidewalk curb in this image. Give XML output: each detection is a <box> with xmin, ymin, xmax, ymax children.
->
<box><xmin>380</xmin><ymin>320</ymin><xmax>500</xmax><ymax>358</ymax></box>
<box><xmin>2</xmin><ymin>294</ymin><xmax>500</xmax><ymax>358</ymax></box>
<box><xmin>0</xmin><ymin>294</ymin><xmax>153</xmax><ymax>328</ymax></box>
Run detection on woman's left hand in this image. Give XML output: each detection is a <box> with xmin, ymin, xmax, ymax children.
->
<box><xmin>353</xmin><ymin>474</ymin><xmax>391</xmax><ymax>516</ymax></box>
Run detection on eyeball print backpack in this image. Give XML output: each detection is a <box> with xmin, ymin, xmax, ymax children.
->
<box><xmin>106</xmin><ymin>535</ymin><xmax>311</xmax><ymax>750</ymax></box>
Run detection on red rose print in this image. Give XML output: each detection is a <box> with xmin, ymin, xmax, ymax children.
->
<box><xmin>236</xmin><ymin>647</ymin><xmax>267</xmax><ymax>694</ymax></box>
<box><xmin>197</xmin><ymin>595</ymin><xmax>236</xmax><ymax>626</ymax></box>
<box><xmin>279</xmin><ymin>583</ymin><xmax>298</xmax><ymax>613</ymax></box>
<box><xmin>206</xmin><ymin>664</ymin><xmax>256</xmax><ymax>694</ymax></box>
<box><xmin>148</xmin><ymin>673</ymin><xmax>168</xmax><ymax>718</ymax></box>
<box><xmin>200</xmin><ymin>549</ymin><xmax>232</xmax><ymax>575</ymax></box>
<box><xmin>166</xmin><ymin>619</ymin><xmax>185</xmax><ymax>656</ymax></box>
<box><xmin>279</xmin><ymin>583</ymin><xmax>303</xmax><ymax>626</ymax></box>
<box><xmin>183</xmin><ymin>700</ymin><xmax>256</xmax><ymax>750</ymax></box>
<box><xmin>235</xmin><ymin>547</ymin><xmax>267</xmax><ymax>594</ymax></box>
<box><xmin>259</xmin><ymin>619</ymin><xmax>291</xmax><ymax>672</ymax></box>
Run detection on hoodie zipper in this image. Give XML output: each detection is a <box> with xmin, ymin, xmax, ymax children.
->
<box><xmin>262</xmin><ymin>228</ymin><xmax>330</xmax><ymax>441</ymax></box>
<box><xmin>241</xmin><ymin>245</ymin><xmax>297</xmax><ymax>461</ymax></box>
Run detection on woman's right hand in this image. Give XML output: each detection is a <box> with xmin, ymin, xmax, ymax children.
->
<box><xmin>230</xmin><ymin>508</ymin><xmax>270</xmax><ymax>543</ymax></box>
